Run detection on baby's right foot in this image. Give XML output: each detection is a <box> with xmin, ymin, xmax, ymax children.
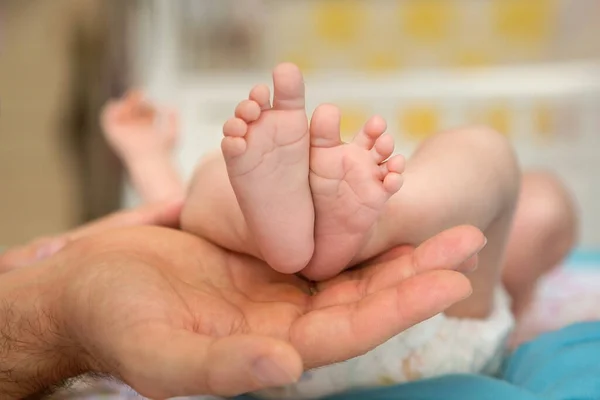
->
<box><xmin>221</xmin><ymin>63</ymin><xmax>314</xmax><ymax>274</ymax></box>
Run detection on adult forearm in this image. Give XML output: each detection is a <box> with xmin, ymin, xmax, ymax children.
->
<box><xmin>0</xmin><ymin>265</ymin><xmax>85</xmax><ymax>399</ymax></box>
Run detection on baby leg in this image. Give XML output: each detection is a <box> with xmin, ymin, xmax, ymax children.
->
<box><xmin>359</xmin><ymin>126</ymin><xmax>522</xmax><ymax>318</ymax></box>
<box><xmin>502</xmin><ymin>171</ymin><xmax>578</xmax><ymax>317</ymax></box>
<box><xmin>181</xmin><ymin>152</ymin><xmax>261</xmax><ymax>258</ymax></box>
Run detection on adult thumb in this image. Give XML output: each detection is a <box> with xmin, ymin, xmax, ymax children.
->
<box><xmin>118</xmin><ymin>329</ymin><xmax>303</xmax><ymax>399</ymax></box>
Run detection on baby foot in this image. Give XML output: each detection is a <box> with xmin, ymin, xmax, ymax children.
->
<box><xmin>101</xmin><ymin>90</ymin><xmax>179</xmax><ymax>161</ymax></box>
<box><xmin>302</xmin><ymin>105</ymin><xmax>405</xmax><ymax>280</ymax></box>
<box><xmin>221</xmin><ymin>63</ymin><xmax>314</xmax><ymax>274</ymax></box>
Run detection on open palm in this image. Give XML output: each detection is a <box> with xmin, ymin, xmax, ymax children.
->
<box><xmin>60</xmin><ymin>224</ymin><xmax>482</xmax><ymax>399</ymax></box>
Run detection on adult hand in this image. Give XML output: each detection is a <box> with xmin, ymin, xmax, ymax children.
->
<box><xmin>0</xmin><ymin>199</ymin><xmax>183</xmax><ymax>272</ymax></box>
<box><xmin>0</xmin><ymin>224</ymin><xmax>484</xmax><ymax>399</ymax></box>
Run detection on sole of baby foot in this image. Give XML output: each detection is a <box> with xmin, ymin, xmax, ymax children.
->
<box><xmin>301</xmin><ymin>105</ymin><xmax>405</xmax><ymax>281</ymax></box>
<box><xmin>221</xmin><ymin>63</ymin><xmax>314</xmax><ymax>274</ymax></box>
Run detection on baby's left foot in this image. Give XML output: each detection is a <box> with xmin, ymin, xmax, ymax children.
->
<box><xmin>302</xmin><ymin>105</ymin><xmax>405</xmax><ymax>280</ymax></box>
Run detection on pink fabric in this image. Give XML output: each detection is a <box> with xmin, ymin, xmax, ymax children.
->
<box><xmin>511</xmin><ymin>267</ymin><xmax>600</xmax><ymax>347</ymax></box>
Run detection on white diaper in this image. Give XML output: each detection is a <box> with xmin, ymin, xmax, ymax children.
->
<box><xmin>254</xmin><ymin>286</ymin><xmax>514</xmax><ymax>400</ymax></box>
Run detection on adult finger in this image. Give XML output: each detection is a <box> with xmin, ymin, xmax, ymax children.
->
<box><xmin>292</xmin><ymin>270</ymin><xmax>472</xmax><ymax>368</ymax></box>
<box><xmin>320</xmin><ymin>225</ymin><xmax>484</xmax><ymax>290</ymax></box>
<box><xmin>313</xmin><ymin>245</ymin><xmax>416</xmax><ymax>292</ymax></box>
<box><xmin>0</xmin><ymin>200</ymin><xmax>184</xmax><ymax>270</ymax></box>
<box><xmin>0</xmin><ymin>236</ymin><xmax>68</xmax><ymax>272</ymax></box>
<box><xmin>366</xmin><ymin>225</ymin><xmax>484</xmax><ymax>271</ymax></box>
<box><xmin>65</xmin><ymin>199</ymin><xmax>183</xmax><ymax>242</ymax></box>
<box><xmin>362</xmin><ymin>244</ymin><xmax>415</xmax><ymax>265</ymax></box>
<box><xmin>360</xmin><ymin>225</ymin><xmax>484</xmax><ymax>294</ymax></box>
<box><xmin>312</xmin><ymin>225</ymin><xmax>484</xmax><ymax>307</ymax></box>
<box><xmin>117</xmin><ymin>329</ymin><xmax>303</xmax><ymax>399</ymax></box>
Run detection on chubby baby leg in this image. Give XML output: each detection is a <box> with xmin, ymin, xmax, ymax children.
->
<box><xmin>502</xmin><ymin>171</ymin><xmax>578</xmax><ymax>317</ymax></box>
<box><xmin>356</xmin><ymin>126</ymin><xmax>521</xmax><ymax>319</ymax></box>
<box><xmin>181</xmin><ymin>152</ymin><xmax>259</xmax><ymax>257</ymax></box>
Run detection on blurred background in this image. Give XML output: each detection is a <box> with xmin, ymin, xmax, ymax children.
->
<box><xmin>2</xmin><ymin>0</ymin><xmax>600</xmax><ymax>258</ymax></box>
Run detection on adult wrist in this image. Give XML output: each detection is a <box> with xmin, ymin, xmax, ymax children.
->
<box><xmin>0</xmin><ymin>261</ymin><xmax>89</xmax><ymax>399</ymax></box>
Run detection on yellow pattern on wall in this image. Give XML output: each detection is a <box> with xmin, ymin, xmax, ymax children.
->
<box><xmin>363</xmin><ymin>51</ymin><xmax>403</xmax><ymax>72</ymax></box>
<box><xmin>477</xmin><ymin>104</ymin><xmax>511</xmax><ymax>136</ymax></box>
<box><xmin>264</xmin><ymin>0</ymin><xmax>582</xmax><ymax>71</ymax></box>
<box><xmin>534</xmin><ymin>103</ymin><xmax>554</xmax><ymax>144</ymax></box>
<box><xmin>313</xmin><ymin>0</ymin><xmax>365</xmax><ymax>44</ymax></box>
<box><xmin>399</xmin><ymin>0</ymin><xmax>457</xmax><ymax>42</ymax></box>
<box><xmin>492</xmin><ymin>0</ymin><xmax>556</xmax><ymax>44</ymax></box>
<box><xmin>399</xmin><ymin>105</ymin><xmax>439</xmax><ymax>140</ymax></box>
<box><xmin>340</xmin><ymin>106</ymin><xmax>369</xmax><ymax>142</ymax></box>
<box><xmin>453</xmin><ymin>49</ymin><xmax>493</xmax><ymax>68</ymax></box>
<box><xmin>278</xmin><ymin>52</ymin><xmax>314</xmax><ymax>73</ymax></box>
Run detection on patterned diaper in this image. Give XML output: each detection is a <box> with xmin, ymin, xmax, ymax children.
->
<box><xmin>252</xmin><ymin>286</ymin><xmax>514</xmax><ymax>400</ymax></box>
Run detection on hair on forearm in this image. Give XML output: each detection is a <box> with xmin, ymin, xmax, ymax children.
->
<box><xmin>0</xmin><ymin>298</ymin><xmax>86</xmax><ymax>399</ymax></box>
